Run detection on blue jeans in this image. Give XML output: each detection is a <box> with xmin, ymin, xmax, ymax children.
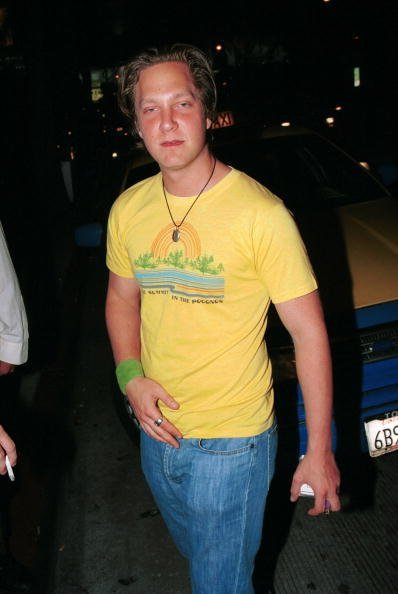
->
<box><xmin>141</xmin><ymin>423</ymin><xmax>278</xmax><ymax>594</ymax></box>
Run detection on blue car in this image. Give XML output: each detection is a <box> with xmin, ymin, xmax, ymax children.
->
<box><xmin>212</xmin><ymin>124</ymin><xmax>398</xmax><ymax>460</ymax></box>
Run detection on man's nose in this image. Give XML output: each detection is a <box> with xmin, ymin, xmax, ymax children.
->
<box><xmin>160</xmin><ymin>108</ymin><xmax>177</xmax><ymax>132</ymax></box>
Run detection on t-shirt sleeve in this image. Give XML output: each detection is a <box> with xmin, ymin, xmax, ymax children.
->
<box><xmin>106</xmin><ymin>200</ymin><xmax>134</xmax><ymax>278</ymax></box>
<box><xmin>253</xmin><ymin>201</ymin><xmax>318</xmax><ymax>303</ymax></box>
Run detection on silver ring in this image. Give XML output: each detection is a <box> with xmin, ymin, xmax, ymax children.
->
<box><xmin>154</xmin><ymin>417</ymin><xmax>164</xmax><ymax>427</ymax></box>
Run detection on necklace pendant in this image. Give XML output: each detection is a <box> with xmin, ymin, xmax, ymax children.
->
<box><xmin>163</xmin><ymin>158</ymin><xmax>216</xmax><ymax>244</ymax></box>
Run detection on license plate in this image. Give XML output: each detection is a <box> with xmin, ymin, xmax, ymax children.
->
<box><xmin>364</xmin><ymin>411</ymin><xmax>398</xmax><ymax>457</ymax></box>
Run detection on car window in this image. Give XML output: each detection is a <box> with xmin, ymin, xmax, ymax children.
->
<box><xmin>213</xmin><ymin>134</ymin><xmax>389</xmax><ymax>210</ymax></box>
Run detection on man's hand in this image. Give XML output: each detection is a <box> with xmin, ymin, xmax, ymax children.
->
<box><xmin>0</xmin><ymin>425</ymin><xmax>17</xmax><ymax>475</ymax></box>
<box><xmin>0</xmin><ymin>361</ymin><xmax>15</xmax><ymax>376</ymax></box>
<box><xmin>290</xmin><ymin>451</ymin><xmax>341</xmax><ymax>516</ymax></box>
<box><xmin>125</xmin><ymin>376</ymin><xmax>183</xmax><ymax>447</ymax></box>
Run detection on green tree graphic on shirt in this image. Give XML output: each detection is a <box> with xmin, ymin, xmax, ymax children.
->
<box><xmin>135</xmin><ymin>251</ymin><xmax>224</xmax><ymax>275</ymax></box>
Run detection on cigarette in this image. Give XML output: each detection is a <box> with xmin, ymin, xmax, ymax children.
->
<box><xmin>5</xmin><ymin>455</ymin><xmax>15</xmax><ymax>482</ymax></box>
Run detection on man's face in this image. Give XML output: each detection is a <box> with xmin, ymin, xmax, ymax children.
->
<box><xmin>134</xmin><ymin>61</ymin><xmax>212</xmax><ymax>173</ymax></box>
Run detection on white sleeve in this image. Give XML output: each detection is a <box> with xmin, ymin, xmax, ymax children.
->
<box><xmin>0</xmin><ymin>222</ymin><xmax>29</xmax><ymax>365</ymax></box>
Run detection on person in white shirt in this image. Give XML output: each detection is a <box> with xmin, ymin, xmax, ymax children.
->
<box><xmin>0</xmin><ymin>221</ymin><xmax>28</xmax><ymax>376</ymax></box>
<box><xmin>0</xmin><ymin>218</ymin><xmax>28</xmax><ymax>471</ymax></box>
<box><xmin>0</xmin><ymin>222</ymin><xmax>33</xmax><ymax>592</ymax></box>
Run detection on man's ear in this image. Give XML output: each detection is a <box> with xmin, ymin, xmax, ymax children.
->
<box><xmin>135</xmin><ymin>118</ymin><xmax>142</xmax><ymax>138</ymax></box>
<box><xmin>206</xmin><ymin>118</ymin><xmax>212</xmax><ymax>130</ymax></box>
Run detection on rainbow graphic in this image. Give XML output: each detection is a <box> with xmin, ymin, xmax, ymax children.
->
<box><xmin>152</xmin><ymin>222</ymin><xmax>201</xmax><ymax>259</ymax></box>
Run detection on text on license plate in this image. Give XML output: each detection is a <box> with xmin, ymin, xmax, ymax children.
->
<box><xmin>364</xmin><ymin>412</ymin><xmax>398</xmax><ymax>457</ymax></box>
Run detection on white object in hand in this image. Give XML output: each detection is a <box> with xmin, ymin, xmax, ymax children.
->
<box><xmin>5</xmin><ymin>455</ymin><xmax>15</xmax><ymax>481</ymax></box>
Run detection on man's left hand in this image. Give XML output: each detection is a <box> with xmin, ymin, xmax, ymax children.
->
<box><xmin>290</xmin><ymin>450</ymin><xmax>341</xmax><ymax>516</ymax></box>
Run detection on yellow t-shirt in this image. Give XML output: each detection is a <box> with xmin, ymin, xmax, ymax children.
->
<box><xmin>106</xmin><ymin>168</ymin><xmax>317</xmax><ymax>438</ymax></box>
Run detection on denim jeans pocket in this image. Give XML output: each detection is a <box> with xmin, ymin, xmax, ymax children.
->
<box><xmin>198</xmin><ymin>436</ymin><xmax>255</xmax><ymax>455</ymax></box>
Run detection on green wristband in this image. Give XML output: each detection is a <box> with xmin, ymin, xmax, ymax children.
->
<box><xmin>115</xmin><ymin>359</ymin><xmax>144</xmax><ymax>394</ymax></box>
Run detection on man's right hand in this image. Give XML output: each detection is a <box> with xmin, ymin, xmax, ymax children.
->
<box><xmin>125</xmin><ymin>376</ymin><xmax>182</xmax><ymax>447</ymax></box>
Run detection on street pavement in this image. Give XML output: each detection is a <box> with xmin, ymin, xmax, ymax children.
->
<box><xmin>6</xmin><ymin>237</ymin><xmax>398</xmax><ymax>593</ymax></box>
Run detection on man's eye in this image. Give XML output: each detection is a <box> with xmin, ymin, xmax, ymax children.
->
<box><xmin>178</xmin><ymin>101</ymin><xmax>191</xmax><ymax>108</ymax></box>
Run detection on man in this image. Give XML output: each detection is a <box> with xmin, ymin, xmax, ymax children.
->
<box><xmin>105</xmin><ymin>43</ymin><xmax>340</xmax><ymax>594</ymax></box>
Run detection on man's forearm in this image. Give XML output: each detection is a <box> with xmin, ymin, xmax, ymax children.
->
<box><xmin>275</xmin><ymin>291</ymin><xmax>340</xmax><ymax>512</ymax></box>
<box><xmin>105</xmin><ymin>293</ymin><xmax>141</xmax><ymax>364</ymax></box>
<box><xmin>293</xmin><ymin>330</ymin><xmax>334</xmax><ymax>454</ymax></box>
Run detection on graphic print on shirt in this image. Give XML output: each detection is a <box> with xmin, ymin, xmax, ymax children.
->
<box><xmin>134</xmin><ymin>222</ymin><xmax>224</xmax><ymax>303</ymax></box>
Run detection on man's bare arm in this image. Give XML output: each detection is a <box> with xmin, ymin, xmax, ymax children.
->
<box><xmin>105</xmin><ymin>271</ymin><xmax>182</xmax><ymax>446</ymax></box>
<box><xmin>105</xmin><ymin>271</ymin><xmax>142</xmax><ymax>364</ymax></box>
<box><xmin>274</xmin><ymin>289</ymin><xmax>341</xmax><ymax>516</ymax></box>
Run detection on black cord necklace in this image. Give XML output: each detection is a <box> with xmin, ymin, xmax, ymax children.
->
<box><xmin>162</xmin><ymin>158</ymin><xmax>217</xmax><ymax>242</ymax></box>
